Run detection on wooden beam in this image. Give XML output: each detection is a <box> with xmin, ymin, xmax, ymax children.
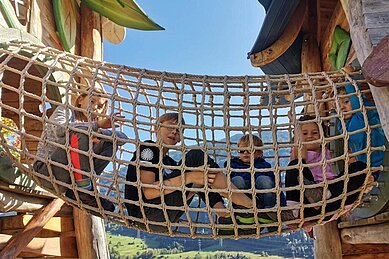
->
<box><xmin>74</xmin><ymin>4</ymin><xmax>109</xmax><ymax>259</ymax></box>
<box><xmin>343</xmin><ymin>253</ymin><xmax>389</xmax><ymax>259</ymax></box>
<box><xmin>0</xmin><ymin>181</ymin><xmax>54</xmax><ymax>199</ymax></box>
<box><xmin>340</xmin><ymin>0</ymin><xmax>389</xmax><ymax>141</ymax></box>
<box><xmin>340</xmin><ymin>222</ymin><xmax>389</xmax><ymax>244</ymax></box>
<box><xmin>313</xmin><ymin>221</ymin><xmax>343</xmax><ymax>259</ymax></box>
<box><xmin>0</xmin><ymin>214</ymin><xmax>74</xmax><ymax>236</ymax></box>
<box><xmin>250</xmin><ymin>0</ymin><xmax>307</xmax><ymax>67</ymax></box>
<box><xmin>0</xmin><ymin>189</ymin><xmax>50</xmax><ymax>213</ymax></box>
<box><xmin>342</xmin><ymin>243</ymin><xmax>389</xmax><ymax>257</ymax></box>
<box><xmin>0</xmin><ymin>234</ymin><xmax>77</xmax><ymax>257</ymax></box>
<box><xmin>0</xmin><ymin>198</ymin><xmax>64</xmax><ymax>258</ymax></box>
<box><xmin>338</xmin><ymin>211</ymin><xmax>389</xmax><ymax>229</ymax></box>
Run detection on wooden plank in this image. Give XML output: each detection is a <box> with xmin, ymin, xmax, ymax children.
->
<box><xmin>0</xmin><ymin>234</ymin><xmax>77</xmax><ymax>257</ymax></box>
<box><xmin>343</xmin><ymin>253</ymin><xmax>389</xmax><ymax>259</ymax></box>
<box><xmin>365</xmin><ymin>12</ymin><xmax>389</xmax><ymax>29</ymax></box>
<box><xmin>0</xmin><ymin>214</ymin><xmax>74</xmax><ymax>234</ymax></box>
<box><xmin>340</xmin><ymin>0</ymin><xmax>389</xmax><ymax>142</ymax></box>
<box><xmin>342</xmin><ymin>243</ymin><xmax>389</xmax><ymax>257</ymax></box>
<box><xmin>340</xmin><ymin>222</ymin><xmax>389</xmax><ymax>244</ymax></box>
<box><xmin>0</xmin><ymin>189</ymin><xmax>50</xmax><ymax>213</ymax></box>
<box><xmin>338</xmin><ymin>212</ymin><xmax>389</xmax><ymax>229</ymax></box>
<box><xmin>313</xmin><ymin>221</ymin><xmax>343</xmax><ymax>259</ymax></box>
<box><xmin>0</xmin><ymin>198</ymin><xmax>64</xmax><ymax>258</ymax></box>
<box><xmin>250</xmin><ymin>0</ymin><xmax>307</xmax><ymax>67</ymax></box>
<box><xmin>363</xmin><ymin>0</ymin><xmax>389</xmax><ymax>13</ymax></box>
<box><xmin>0</xmin><ymin>181</ymin><xmax>54</xmax><ymax>199</ymax></box>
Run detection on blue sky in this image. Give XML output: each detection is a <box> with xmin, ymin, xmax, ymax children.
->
<box><xmin>104</xmin><ymin>0</ymin><xmax>265</xmax><ymax>76</ymax></box>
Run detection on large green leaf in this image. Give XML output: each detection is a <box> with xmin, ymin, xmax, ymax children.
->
<box><xmin>81</xmin><ymin>0</ymin><xmax>164</xmax><ymax>31</ymax></box>
<box><xmin>53</xmin><ymin>0</ymin><xmax>77</xmax><ymax>53</ymax></box>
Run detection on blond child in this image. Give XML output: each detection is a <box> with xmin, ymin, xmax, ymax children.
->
<box><xmin>125</xmin><ymin>113</ymin><xmax>253</xmax><ymax>231</ymax></box>
<box><xmin>34</xmin><ymin>87</ymin><xmax>127</xmax><ymax>212</ymax></box>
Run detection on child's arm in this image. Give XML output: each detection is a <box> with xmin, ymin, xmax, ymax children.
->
<box><xmin>211</xmin><ymin>172</ymin><xmax>253</xmax><ymax>208</ymax></box>
<box><xmin>140</xmin><ymin>169</ymin><xmax>217</xmax><ymax>200</ymax></box>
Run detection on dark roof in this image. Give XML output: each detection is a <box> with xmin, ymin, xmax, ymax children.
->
<box><xmin>249</xmin><ymin>0</ymin><xmax>302</xmax><ymax>75</ymax></box>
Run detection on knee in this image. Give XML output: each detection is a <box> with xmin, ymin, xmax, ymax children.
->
<box><xmin>255</xmin><ymin>175</ymin><xmax>275</xmax><ymax>190</ymax></box>
<box><xmin>184</xmin><ymin>150</ymin><xmax>219</xmax><ymax>168</ymax></box>
<box><xmin>231</xmin><ymin>176</ymin><xmax>246</xmax><ymax>189</ymax></box>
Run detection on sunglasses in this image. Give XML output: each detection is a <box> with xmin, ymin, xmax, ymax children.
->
<box><xmin>239</xmin><ymin>150</ymin><xmax>254</xmax><ymax>154</ymax></box>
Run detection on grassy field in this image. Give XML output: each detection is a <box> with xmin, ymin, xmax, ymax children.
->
<box><xmin>107</xmin><ymin>233</ymin><xmax>285</xmax><ymax>258</ymax></box>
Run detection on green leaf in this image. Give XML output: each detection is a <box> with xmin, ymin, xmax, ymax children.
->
<box><xmin>81</xmin><ymin>0</ymin><xmax>164</xmax><ymax>31</ymax></box>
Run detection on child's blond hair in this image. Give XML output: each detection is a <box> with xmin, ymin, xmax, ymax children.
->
<box><xmin>73</xmin><ymin>87</ymin><xmax>108</xmax><ymax>121</ymax></box>
<box><xmin>158</xmin><ymin>112</ymin><xmax>186</xmax><ymax>125</ymax></box>
<box><xmin>238</xmin><ymin>134</ymin><xmax>263</xmax><ymax>148</ymax></box>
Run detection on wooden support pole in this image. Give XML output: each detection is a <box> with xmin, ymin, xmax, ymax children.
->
<box><xmin>0</xmin><ymin>198</ymin><xmax>64</xmax><ymax>258</ymax></box>
<box><xmin>314</xmin><ymin>221</ymin><xmax>343</xmax><ymax>259</ymax></box>
<box><xmin>341</xmin><ymin>222</ymin><xmax>389</xmax><ymax>244</ymax></box>
<box><xmin>340</xmin><ymin>0</ymin><xmax>389</xmax><ymax>140</ymax></box>
<box><xmin>300</xmin><ymin>3</ymin><xmax>341</xmax><ymax>258</ymax></box>
<box><xmin>72</xmin><ymin>4</ymin><xmax>109</xmax><ymax>259</ymax></box>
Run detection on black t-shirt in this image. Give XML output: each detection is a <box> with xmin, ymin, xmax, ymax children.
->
<box><xmin>125</xmin><ymin>140</ymin><xmax>181</xmax><ymax>216</ymax></box>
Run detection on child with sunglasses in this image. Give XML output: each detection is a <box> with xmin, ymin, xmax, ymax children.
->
<box><xmin>226</xmin><ymin>134</ymin><xmax>286</xmax><ymax>209</ymax></box>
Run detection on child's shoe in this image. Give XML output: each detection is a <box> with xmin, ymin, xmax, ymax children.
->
<box><xmin>266</xmin><ymin>210</ymin><xmax>296</xmax><ymax>222</ymax></box>
<box><xmin>304</xmin><ymin>178</ymin><xmax>326</xmax><ymax>204</ymax></box>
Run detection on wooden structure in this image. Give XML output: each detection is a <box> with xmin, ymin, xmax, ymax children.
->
<box><xmin>0</xmin><ymin>1</ymin><xmax>109</xmax><ymax>258</ymax></box>
<box><xmin>250</xmin><ymin>0</ymin><xmax>389</xmax><ymax>258</ymax></box>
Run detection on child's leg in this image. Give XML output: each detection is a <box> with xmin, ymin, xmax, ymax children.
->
<box><xmin>285</xmin><ymin>160</ymin><xmax>322</xmax><ymax>219</ymax></box>
<box><xmin>69</xmin><ymin>130</ymin><xmax>93</xmax><ymax>190</ymax></box>
<box><xmin>328</xmin><ymin>161</ymin><xmax>367</xmax><ymax>205</ymax></box>
<box><xmin>255</xmin><ymin>175</ymin><xmax>276</xmax><ymax>208</ymax></box>
<box><xmin>231</xmin><ymin>176</ymin><xmax>248</xmax><ymax>190</ymax></box>
<box><xmin>68</xmin><ymin>129</ymin><xmax>115</xmax><ymax>212</ymax></box>
<box><xmin>33</xmin><ymin>147</ymin><xmax>71</xmax><ymax>193</ymax></box>
<box><xmin>184</xmin><ymin>150</ymin><xmax>252</xmax><ymax>208</ymax></box>
<box><xmin>93</xmin><ymin>141</ymin><xmax>113</xmax><ymax>175</ymax></box>
<box><xmin>285</xmin><ymin>159</ymin><xmax>315</xmax><ymax>202</ymax></box>
<box><xmin>183</xmin><ymin>150</ymin><xmax>225</xmax><ymax>208</ymax></box>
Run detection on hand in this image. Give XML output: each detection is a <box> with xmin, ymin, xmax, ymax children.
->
<box><xmin>97</xmin><ymin>112</ymin><xmax>125</xmax><ymax>129</ymax></box>
<box><xmin>186</xmin><ymin>171</ymin><xmax>220</xmax><ymax>186</ymax></box>
<box><xmin>186</xmin><ymin>171</ymin><xmax>205</xmax><ymax>186</ymax></box>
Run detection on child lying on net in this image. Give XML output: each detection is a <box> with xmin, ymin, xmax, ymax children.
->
<box><xmin>34</xmin><ymin>87</ymin><xmax>127</xmax><ymax>212</ymax></box>
<box><xmin>285</xmin><ymin>114</ymin><xmax>369</xmax><ymax>220</ymax></box>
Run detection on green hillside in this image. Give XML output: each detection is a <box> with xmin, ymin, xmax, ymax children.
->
<box><xmin>107</xmin><ymin>232</ymin><xmax>286</xmax><ymax>259</ymax></box>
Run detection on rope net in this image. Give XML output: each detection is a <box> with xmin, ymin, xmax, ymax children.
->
<box><xmin>0</xmin><ymin>41</ymin><xmax>386</xmax><ymax>238</ymax></box>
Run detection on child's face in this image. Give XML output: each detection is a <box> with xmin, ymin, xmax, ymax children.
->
<box><xmin>300</xmin><ymin>122</ymin><xmax>321</xmax><ymax>151</ymax></box>
<box><xmin>158</xmin><ymin>120</ymin><xmax>182</xmax><ymax>146</ymax></box>
<box><xmin>78</xmin><ymin>95</ymin><xmax>107</xmax><ymax>120</ymax></box>
<box><xmin>238</xmin><ymin>144</ymin><xmax>262</xmax><ymax>164</ymax></box>
<box><xmin>339</xmin><ymin>96</ymin><xmax>353</xmax><ymax>119</ymax></box>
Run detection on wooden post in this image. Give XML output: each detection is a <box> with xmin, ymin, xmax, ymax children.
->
<box><xmin>300</xmin><ymin>3</ymin><xmax>342</xmax><ymax>258</ymax></box>
<box><xmin>340</xmin><ymin>0</ymin><xmax>389</xmax><ymax>140</ymax></box>
<box><xmin>72</xmin><ymin>3</ymin><xmax>109</xmax><ymax>259</ymax></box>
<box><xmin>314</xmin><ymin>221</ymin><xmax>343</xmax><ymax>259</ymax></box>
<box><xmin>0</xmin><ymin>198</ymin><xmax>64</xmax><ymax>258</ymax></box>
